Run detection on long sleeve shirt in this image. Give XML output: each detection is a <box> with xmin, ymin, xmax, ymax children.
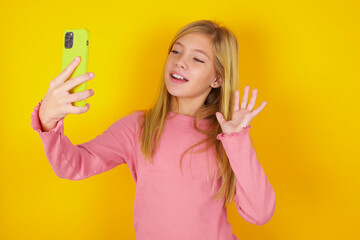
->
<box><xmin>30</xmin><ymin>99</ymin><xmax>276</xmax><ymax>240</ymax></box>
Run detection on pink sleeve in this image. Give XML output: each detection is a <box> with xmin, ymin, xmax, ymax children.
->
<box><xmin>216</xmin><ymin>126</ymin><xmax>276</xmax><ymax>225</ymax></box>
<box><xmin>30</xmin><ymin>99</ymin><xmax>138</xmax><ymax>181</ymax></box>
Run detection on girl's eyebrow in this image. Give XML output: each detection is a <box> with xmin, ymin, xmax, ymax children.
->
<box><xmin>174</xmin><ymin>41</ymin><xmax>210</xmax><ymax>59</ymax></box>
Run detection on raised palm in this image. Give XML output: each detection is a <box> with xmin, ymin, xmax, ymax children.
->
<box><xmin>215</xmin><ymin>86</ymin><xmax>267</xmax><ymax>135</ymax></box>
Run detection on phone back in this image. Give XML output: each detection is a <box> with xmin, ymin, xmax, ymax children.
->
<box><xmin>62</xmin><ymin>28</ymin><xmax>90</xmax><ymax>107</ymax></box>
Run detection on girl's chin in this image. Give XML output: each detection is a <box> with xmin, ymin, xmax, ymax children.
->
<box><xmin>166</xmin><ymin>88</ymin><xmax>189</xmax><ymax>97</ymax></box>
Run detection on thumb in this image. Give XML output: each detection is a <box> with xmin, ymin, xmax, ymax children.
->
<box><xmin>215</xmin><ymin>112</ymin><xmax>226</xmax><ymax>125</ymax></box>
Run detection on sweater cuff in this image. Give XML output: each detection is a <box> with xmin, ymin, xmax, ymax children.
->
<box><xmin>30</xmin><ymin>99</ymin><xmax>64</xmax><ymax>134</ymax></box>
<box><xmin>216</xmin><ymin>125</ymin><xmax>251</xmax><ymax>140</ymax></box>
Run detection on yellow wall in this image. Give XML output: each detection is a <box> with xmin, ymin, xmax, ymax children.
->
<box><xmin>1</xmin><ymin>0</ymin><xmax>359</xmax><ymax>239</ymax></box>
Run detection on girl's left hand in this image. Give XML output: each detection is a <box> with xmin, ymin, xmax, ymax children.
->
<box><xmin>215</xmin><ymin>86</ymin><xmax>267</xmax><ymax>135</ymax></box>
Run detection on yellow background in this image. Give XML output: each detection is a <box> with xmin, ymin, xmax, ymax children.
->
<box><xmin>1</xmin><ymin>0</ymin><xmax>359</xmax><ymax>239</ymax></box>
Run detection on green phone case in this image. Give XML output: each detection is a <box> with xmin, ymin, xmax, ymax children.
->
<box><xmin>62</xmin><ymin>28</ymin><xmax>90</xmax><ymax>107</ymax></box>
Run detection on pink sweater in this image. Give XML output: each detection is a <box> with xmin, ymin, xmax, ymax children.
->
<box><xmin>31</xmin><ymin>99</ymin><xmax>276</xmax><ymax>240</ymax></box>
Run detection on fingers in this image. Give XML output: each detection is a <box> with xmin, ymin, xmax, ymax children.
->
<box><xmin>61</xmin><ymin>72</ymin><xmax>95</xmax><ymax>93</ymax></box>
<box><xmin>247</xmin><ymin>88</ymin><xmax>258</xmax><ymax>111</ymax></box>
<box><xmin>240</xmin><ymin>86</ymin><xmax>250</xmax><ymax>109</ymax></box>
<box><xmin>251</xmin><ymin>101</ymin><xmax>267</xmax><ymax>118</ymax></box>
<box><xmin>63</xmin><ymin>88</ymin><xmax>94</xmax><ymax>106</ymax></box>
<box><xmin>52</xmin><ymin>56</ymin><xmax>81</xmax><ymax>87</ymax></box>
<box><xmin>68</xmin><ymin>103</ymin><xmax>91</xmax><ymax>115</ymax></box>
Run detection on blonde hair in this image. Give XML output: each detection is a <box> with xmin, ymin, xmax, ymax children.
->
<box><xmin>137</xmin><ymin>19</ymin><xmax>239</xmax><ymax>208</ymax></box>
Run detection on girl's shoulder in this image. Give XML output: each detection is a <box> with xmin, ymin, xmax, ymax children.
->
<box><xmin>120</xmin><ymin>109</ymin><xmax>146</xmax><ymax>120</ymax></box>
<box><xmin>114</xmin><ymin>109</ymin><xmax>146</xmax><ymax>130</ymax></box>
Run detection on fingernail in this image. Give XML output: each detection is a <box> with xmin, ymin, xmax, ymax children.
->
<box><xmin>89</xmin><ymin>72</ymin><xmax>94</xmax><ymax>77</ymax></box>
<box><xmin>75</xmin><ymin>56</ymin><xmax>79</xmax><ymax>62</ymax></box>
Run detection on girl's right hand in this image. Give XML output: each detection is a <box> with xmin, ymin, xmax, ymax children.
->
<box><xmin>39</xmin><ymin>56</ymin><xmax>95</xmax><ymax>130</ymax></box>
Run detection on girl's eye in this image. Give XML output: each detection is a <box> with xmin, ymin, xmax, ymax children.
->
<box><xmin>194</xmin><ymin>58</ymin><xmax>204</xmax><ymax>63</ymax></box>
<box><xmin>171</xmin><ymin>50</ymin><xmax>204</xmax><ymax>63</ymax></box>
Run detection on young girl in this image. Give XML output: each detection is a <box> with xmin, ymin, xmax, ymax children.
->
<box><xmin>31</xmin><ymin>20</ymin><xmax>276</xmax><ymax>240</ymax></box>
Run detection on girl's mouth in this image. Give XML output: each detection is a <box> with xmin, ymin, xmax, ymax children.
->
<box><xmin>170</xmin><ymin>74</ymin><xmax>188</xmax><ymax>84</ymax></box>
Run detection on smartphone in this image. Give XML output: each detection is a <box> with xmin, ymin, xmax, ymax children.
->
<box><xmin>62</xmin><ymin>28</ymin><xmax>90</xmax><ymax>107</ymax></box>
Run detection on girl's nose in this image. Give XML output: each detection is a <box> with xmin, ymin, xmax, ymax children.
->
<box><xmin>175</xmin><ymin>58</ymin><xmax>186</xmax><ymax>69</ymax></box>
<box><xmin>174</xmin><ymin>52</ymin><xmax>188</xmax><ymax>68</ymax></box>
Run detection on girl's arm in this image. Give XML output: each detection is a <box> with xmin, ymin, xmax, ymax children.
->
<box><xmin>216</xmin><ymin>125</ymin><xmax>276</xmax><ymax>225</ymax></box>
<box><xmin>30</xmin><ymin>99</ymin><xmax>138</xmax><ymax>181</ymax></box>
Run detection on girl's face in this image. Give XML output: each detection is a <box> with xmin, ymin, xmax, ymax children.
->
<box><xmin>164</xmin><ymin>32</ymin><xmax>221</xmax><ymax>113</ymax></box>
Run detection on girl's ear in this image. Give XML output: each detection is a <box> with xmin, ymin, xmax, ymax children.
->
<box><xmin>211</xmin><ymin>75</ymin><xmax>223</xmax><ymax>88</ymax></box>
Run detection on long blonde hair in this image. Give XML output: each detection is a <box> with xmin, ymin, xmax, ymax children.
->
<box><xmin>137</xmin><ymin>19</ymin><xmax>239</xmax><ymax>208</ymax></box>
